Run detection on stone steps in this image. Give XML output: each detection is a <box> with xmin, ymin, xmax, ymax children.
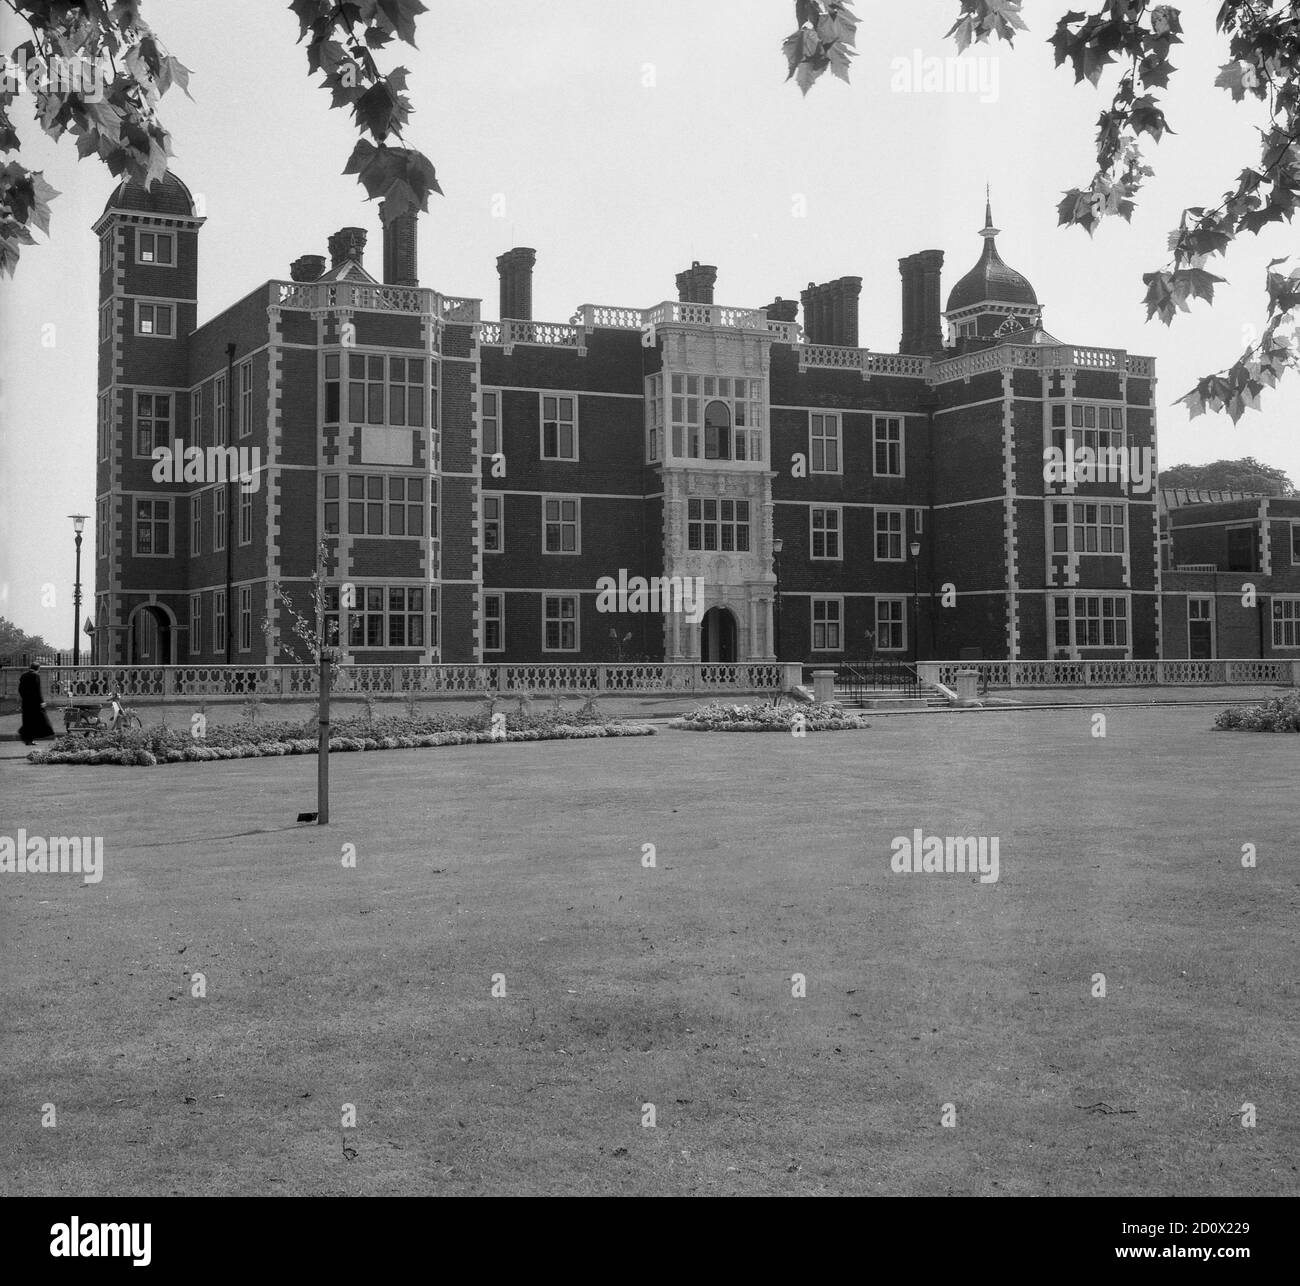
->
<box><xmin>833</xmin><ymin>686</ymin><xmax>949</xmax><ymax>710</ymax></box>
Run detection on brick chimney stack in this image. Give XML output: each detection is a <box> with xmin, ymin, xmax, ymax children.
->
<box><xmin>898</xmin><ymin>256</ymin><xmax>920</xmax><ymax>352</ymax></box>
<box><xmin>915</xmin><ymin>250</ymin><xmax>945</xmax><ymax>354</ymax></box>
<box><xmin>497</xmin><ymin>247</ymin><xmax>537</xmax><ymax>320</ymax></box>
<box><xmin>899</xmin><ymin>250</ymin><xmax>945</xmax><ymax>353</ymax></box>
<box><xmin>675</xmin><ymin>261</ymin><xmax>718</xmax><ymax>305</ymax></box>
<box><xmin>380</xmin><ymin>202</ymin><xmax>418</xmax><ymax>286</ymax></box>
<box><xmin>327</xmin><ymin>227</ymin><xmax>367</xmax><ymax>273</ymax></box>
<box><xmin>801</xmin><ymin>277</ymin><xmax>862</xmax><ymax>346</ymax></box>
<box><xmin>834</xmin><ymin>276</ymin><xmax>863</xmax><ymax>347</ymax></box>
<box><xmin>290</xmin><ymin>254</ymin><xmax>326</xmax><ymax>283</ymax></box>
<box><xmin>800</xmin><ymin>282</ymin><xmax>826</xmax><ymax>344</ymax></box>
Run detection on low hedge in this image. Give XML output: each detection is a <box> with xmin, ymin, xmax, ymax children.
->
<box><xmin>1214</xmin><ymin>692</ymin><xmax>1300</xmax><ymax>733</ymax></box>
<box><xmin>671</xmin><ymin>700</ymin><xmax>869</xmax><ymax>732</ymax></box>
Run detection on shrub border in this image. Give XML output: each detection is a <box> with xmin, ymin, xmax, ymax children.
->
<box><xmin>670</xmin><ymin>717</ymin><xmax>870</xmax><ymax>732</ymax></box>
<box><xmin>1213</xmin><ymin>692</ymin><xmax>1300</xmax><ymax>733</ymax></box>
<box><xmin>27</xmin><ymin>722</ymin><xmax>656</xmax><ymax>766</ymax></box>
<box><xmin>669</xmin><ymin>701</ymin><xmax>870</xmax><ymax>733</ymax></box>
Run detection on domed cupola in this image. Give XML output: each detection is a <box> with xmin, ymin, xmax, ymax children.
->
<box><xmin>100</xmin><ymin>170</ymin><xmax>198</xmax><ymax>218</ymax></box>
<box><xmin>944</xmin><ymin>192</ymin><xmax>1041</xmax><ymax>343</ymax></box>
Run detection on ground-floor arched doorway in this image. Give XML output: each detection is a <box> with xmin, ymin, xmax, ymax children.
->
<box><xmin>700</xmin><ymin>606</ymin><xmax>738</xmax><ymax>662</ymax></box>
<box><xmin>127</xmin><ymin>603</ymin><xmax>174</xmax><ymax>665</ymax></box>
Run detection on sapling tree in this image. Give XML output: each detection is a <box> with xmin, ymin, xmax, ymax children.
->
<box><xmin>261</xmin><ymin>538</ymin><xmax>345</xmax><ymax>722</ymax></box>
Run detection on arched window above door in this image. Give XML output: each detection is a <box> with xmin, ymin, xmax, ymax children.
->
<box><xmin>704</xmin><ymin>399</ymin><xmax>731</xmax><ymax>460</ymax></box>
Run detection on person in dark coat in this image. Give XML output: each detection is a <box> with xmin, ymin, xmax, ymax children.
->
<box><xmin>18</xmin><ymin>662</ymin><xmax>56</xmax><ymax>745</ymax></box>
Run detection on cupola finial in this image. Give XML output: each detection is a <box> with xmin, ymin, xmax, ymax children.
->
<box><xmin>981</xmin><ymin>185</ymin><xmax>999</xmax><ymax>240</ymax></box>
<box><xmin>945</xmin><ymin>187</ymin><xmax>1039</xmax><ymax>319</ymax></box>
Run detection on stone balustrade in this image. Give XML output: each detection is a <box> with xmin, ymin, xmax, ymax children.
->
<box><xmin>272</xmin><ymin>281</ymin><xmax>481</xmax><ymax>321</ymax></box>
<box><xmin>269</xmin><ymin>280</ymin><xmax>1153</xmax><ymax>380</ymax></box>
<box><xmin>798</xmin><ymin>344</ymin><xmax>929</xmax><ymax>378</ymax></box>
<box><xmin>10</xmin><ymin>659</ymin><xmax>1292</xmax><ymax>707</ymax></box>
<box><xmin>4</xmin><ymin>662</ymin><xmax>805</xmax><ymax>703</ymax></box>
<box><xmin>574</xmin><ymin>304</ymin><xmax>642</xmax><ymax>329</ymax></box>
<box><xmin>928</xmin><ymin>343</ymin><xmax>1155</xmax><ymax>384</ymax></box>
<box><xmin>916</xmin><ymin>658</ymin><xmax>1299</xmax><ymax>689</ymax></box>
<box><xmin>639</xmin><ymin>301</ymin><xmax>771</xmax><ymax>330</ymax></box>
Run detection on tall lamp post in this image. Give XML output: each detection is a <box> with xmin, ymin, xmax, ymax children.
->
<box><xmin>772</xmin><ymin>536</ymin><xmax>783</xmax><ymax>661</ymax></box>
<box><xmin>224</xmin><ymin>341</ymin><xmax>237</xmax><ymax>663</ymax></box>
<box><xmin>909</xmin><ymin>538</ymin><xmax>922</xmax><ymax>666</ymax></box>
<box><xmin>69</xmin><ymin>514</ymin><xmax>88</xmax><ymax>666</ymax></box>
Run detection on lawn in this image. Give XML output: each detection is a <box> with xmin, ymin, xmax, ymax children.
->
<box><xmin>1</xmin><ymin>706</ymin><xmax>1297</xmax><ymax>1196</ymax></box>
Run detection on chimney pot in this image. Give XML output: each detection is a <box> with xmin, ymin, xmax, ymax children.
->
<box><xmin>764</xmin><ymin>297</ymin><xmax>799</xmax><ymax>324</ymax></box>
<box><xmin>327</xmin><ymin>227</ymin><xmax>367</xmax><ymax>271</ymax></box>
<box><xmin>675</xmin><ymin>262</ymin><xmax>718</xmax><ymax>305</ymax></box>
<box><xmin>290</xmin><ymin>254</ymin><xmax>326</xmax><ymax>283</ymax></box>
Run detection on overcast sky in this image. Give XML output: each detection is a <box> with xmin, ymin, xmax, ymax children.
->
<box><xmin>1</xmin><ymin>0</ymin><xmax>1295</xmax><ymax>648</ymax></box>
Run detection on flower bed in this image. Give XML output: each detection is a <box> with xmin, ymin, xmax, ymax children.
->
<box><xmin>1214</xmin><ymin>692</ymin><xmax>1300</xmax><ymax>733</ymax></box>
<box><xmin>26</xmin><ymin>710</ymin><xmax>654</xmax><ymax>766</ymax></box>
<box><xmin>670</xmin><ymin>700</ymin><xmax>869</xmax><ymax>732</ymax></box>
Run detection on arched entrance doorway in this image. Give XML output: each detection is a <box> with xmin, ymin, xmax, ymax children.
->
<box><xmin>127</xmin><ymin>603</ymin><xmax>174</xmax><ymax>665</ymax></box>
<box><xmin>700</xmin><ymin>606</ymin><xmax>738</xmax><ymax>663</ymax></box>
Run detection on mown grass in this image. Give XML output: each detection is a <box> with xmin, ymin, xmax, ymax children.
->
<box><xmin>1</xmin><ymin>706</ymin><xmax>1297</xmax><ymax>1195</ymax></box>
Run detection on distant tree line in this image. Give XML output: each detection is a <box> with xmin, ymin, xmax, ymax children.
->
<box><xmin>1159</xmin><ymin>456</ymin><xmax>1296</xmax><ymax>496</ymax></box>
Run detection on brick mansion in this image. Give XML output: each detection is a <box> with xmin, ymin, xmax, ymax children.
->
<box><xmin>89</xmin><ymin>172</ymin><xmax>1300</xmax><ymax>667</ymax></box>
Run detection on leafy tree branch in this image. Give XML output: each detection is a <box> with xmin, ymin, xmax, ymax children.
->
<box><xmin>4</xmin><ymin>0</ymin><xmax>1298</xmax><ymax>424</ymax></box>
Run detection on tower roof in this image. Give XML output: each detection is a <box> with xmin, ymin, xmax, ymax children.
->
<box><xmin>945</xmin><ymin>195</ymin><xmax>1038</xmax><ymax>313</ymax></box>
<box><xmin>100</xmin><ymin>171</ymin><xmax>197</xmax><ymax>218</ymax></box>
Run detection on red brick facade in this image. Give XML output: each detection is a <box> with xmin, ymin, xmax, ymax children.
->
<box><xmin>92</xmin><ymin>176</ymin><xmax>1176</xmax><ymax>667</ymax></box>
<box><xmin>1161</xmin><ymin>496</ymin><xmax>1300</xmax><ymax>660</ymax></box>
